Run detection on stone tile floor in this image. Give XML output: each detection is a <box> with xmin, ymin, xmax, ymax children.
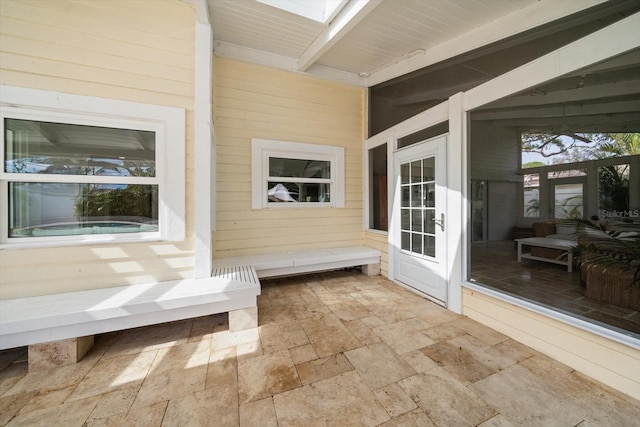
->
<box><xmin>1</xmin><ymin>270</ymin><xmax>639</xmax><ymax>426</ymax></box>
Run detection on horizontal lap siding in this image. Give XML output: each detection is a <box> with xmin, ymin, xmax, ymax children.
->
<box><xmin>0</xmin><ymin>0</ymin><xmax>196</xmax><ymax>299</ymax></box>
<box><xmin>214</xmin><ymin>58</ymin><xmax>365</xmax><ymax>258</ymax></box>
<box><xmin>364</xmin><ymin>231</ymin><xmax>388</xmax><ymax>277</ymax></box>
<box><xmin>462</xmin><ymin>289</ymin><xmax>640</xmax><ymax>401</ymax></box>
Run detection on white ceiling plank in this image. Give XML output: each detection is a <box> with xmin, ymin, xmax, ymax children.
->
<box><xmin>365</xmin><ymin>0</ymin><xmax>607</xmax><ymax>86</ymax></box>
<box><xmin>297</xmin><ymin>0</ymin><xmax>383</xmax><ymax>72</ymax></box>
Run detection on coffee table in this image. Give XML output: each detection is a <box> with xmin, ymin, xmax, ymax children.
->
<box><xmin>516</xmin><ymin>237</ymin><xmax>577</xmax><ymax>272</ymax></box>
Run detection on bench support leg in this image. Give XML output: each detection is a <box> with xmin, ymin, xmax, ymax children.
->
<box><xmin>362</xmin><ymin>263</ymin><xmax>380</xmax><ymax>276</ymax></box>
<box><xmin>28</xmin><ymin>335</ymin><xmax>94</xmax><ymax>372</ymax></box>
<box><xmin>229</xmin><ymin>306</ymin><xmax>258</xmax><ymax>332</ymax></box>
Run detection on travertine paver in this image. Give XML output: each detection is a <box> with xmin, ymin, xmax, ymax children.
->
<box><xmin>1</xmin><ymin>270</ymin><xmax>639</xmax><ymax>426</ymax></box>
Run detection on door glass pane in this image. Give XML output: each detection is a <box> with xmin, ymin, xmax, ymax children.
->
<box><xmin>412</xmin><ymin>233</ymin><xmax>423</xmax><ymax>254</ymax></box>
<box><xmin>424</xmin><ymin>236</ymin><xmax>435</xmax><ymax>257</ymax></box>
<box><xmin>410</xmin><ymin>160</ymin><xmax>421</xmax><ymax>183</ymax></box>
<box><xmin>554</xmin><ymin>183</ymin><xmax>583</xmax><ymax>219</ymax></box>
<box><xmin>401</xmin><ymin>209</ymin><xmax>410</xmax><ymax>231</ymax></box>
<box><xmin>399</xmin><ymin>155</ymin><xmax>437</xmax><ymax>258</ymax></box>
<box><xmin>422</xmin><ymin>158</ymin><xmax>435</xmax><ymax>181</ymax></box>
<box><xmin>401</xmin><ymin>231</ymin><xmax>410</xmax><ymax>251</ymax></box>
<box><xmin>411</xmin><ymin>184</ymin><xmax>422</xmax><ymax>207</ymax></box>
<box><xmin>425</xmin><ymin>183</ymin><xmax>435</xmax><ymax>207</ymax></box>
<box><xmin>412</xmin><ymin>209</ymin><xmax>422</xmax><ymax>233</ymax></box>
<box><xmin>401</xmin><ymin>187</ymin><xmax>410</xmax><ymax>207</ymax></box>
<box><xmin>425</xmin><ymin>210</ymin><xmax>435</xmax><ymax>234</ymax></box>
<box><xmin>401</xmin><ymin>163</ymin><xmax>410</xmax><ymax>185</ymax></box>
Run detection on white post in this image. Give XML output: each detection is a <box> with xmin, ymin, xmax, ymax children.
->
<box><xmin>194</xmin><ymin>2</ymin><xmax>214</xmax><ymax>279</ymax></box>
<box><xmin>447</xmin><ymin>92</ymin><xmax>466</xmax><ymax>314</ymax></box>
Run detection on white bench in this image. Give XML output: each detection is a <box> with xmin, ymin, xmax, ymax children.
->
<box><xmin>212</xmin><ymin>245</ymin><xmax>382</xmax><ymax>278</ymax></box>
<box><xmin>0</xmin><ymin>266</ymin><xmax>260</xmax><ymax>370</ymax></box>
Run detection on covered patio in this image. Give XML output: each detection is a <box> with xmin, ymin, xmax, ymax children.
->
<box><xmin>1</xmin><ymin>0</ymin><xmax>639</xmax><ymax>413</ymax></box>
<box><xmin>1</xmin><ymin>271</ymin><xmax>638</xmax><ymax>426</ymax></box>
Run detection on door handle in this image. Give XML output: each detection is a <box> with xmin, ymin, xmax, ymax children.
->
<box><xmin>432</xmin><ymin>213</ymin><xmax>445</xmax><ymax>231</ymax></box>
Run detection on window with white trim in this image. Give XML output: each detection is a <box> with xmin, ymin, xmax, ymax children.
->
<box><xmin>251</xmin><ymin>139</ymin><xmax>344</xmax><ymax>209</ymax></box>
<box><xmin>0</xmin><ymin>85</ymin><xmax>185</xmax><ymax>247</ymax></box>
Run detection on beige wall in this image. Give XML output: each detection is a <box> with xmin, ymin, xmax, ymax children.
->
<box><xmin>0</xmin><ymin>0</ymin><xmax>196</xmax><ymax>299</ymax></box>
<box><xmin>463</xmin><ymin>288</ymin><xmax>640</xmax><ymax>400</ymax></box>
<box><xmin>213</xmin><ymin>57</ymin><xmax>366</xmax><ymax>258</ymax></box>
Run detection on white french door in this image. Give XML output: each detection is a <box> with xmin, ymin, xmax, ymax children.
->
<box><xmin>393</xmin><ymin>135</ymin><xmax>448</xmax><ymax>305</ymax></box>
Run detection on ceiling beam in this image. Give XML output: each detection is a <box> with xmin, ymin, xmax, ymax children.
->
<box><xmin>489</xmin><ymin>112</ymin><xmax>640</xmax><ymax>132</ymax></box>
<box><xmin>365</xmin><ymin>0</ymin><xmax>607</xmax><ymax>87</ymax></box>
<box><xmin>297</xmin><ymin>0</ymin><xmax>382</xmax><ymax>72</ymax></box>
<box><xmin>193</xmin><ymin>0</ymin><xmax>210</xmax><ymax>25</ymax></box>
<box><xmin>214</xmin><ymin>41</ymin><xmax>364</xmax><ymax>86</ymax></box>
<box><xmin>472</xmin><ymin>99</ymin><xmax>640</xmax><ymax>121</ymax></box>
<box><xmin>486</xmin><ymin>80</ymin><xmax>640</xmax><ymax>110</ymax></box>
<box><xmin>466</xmin><ymin>11</ymin><xmax>640</xmax><ymax>111</ymax></box>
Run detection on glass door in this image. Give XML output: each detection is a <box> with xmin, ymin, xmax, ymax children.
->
<box><xmin>393</xmin><ymin>135</ymin><xmax>447</xmax><ymax>304</ymax></box>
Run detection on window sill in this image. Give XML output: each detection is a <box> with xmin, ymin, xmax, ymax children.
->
<box><xmin>0</xmin><ymin>234</ymin><xmax>166</xmax><ymax>251</ymax></box>
<box><xmin>365</xmin><ymin>228</ymin><xmax>388</xmax><ymax>236</ymax></box>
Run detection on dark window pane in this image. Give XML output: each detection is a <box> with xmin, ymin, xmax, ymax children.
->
<box><xmin>269</xmin><ymin>158</ymin><xmax>330</xmax><ymax>179</ymax></box>
<box><xmin>4</xmin><ymin>119</ymin><xmax>155</xmax><ymax>177</ymax></box>
<box><xmin>369</xmin><ymin>144</ymin><xmax>388</xmax><ymax>231</ymax></box>
<box><xmin>267</xmin><ymin>182</ymin><xmax>330</xmax><ymax>203</ymax></box>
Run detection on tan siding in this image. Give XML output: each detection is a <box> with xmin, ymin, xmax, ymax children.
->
<box><xmin>463</xmin><ymin>288</ymin><xmax>640</xmax><ymax>401</ymax></box>
<box><xmin>213</xmin><ymin>57</ymin><xmax>366</xmax><ymax>258</ymax></box>
<box><xmin>0</xmin><ymin>0</ymin><xmax>195</xmax><ymax>299</ymax></box>
<box><xmin>365</xmin><ymin>231</ymin><xmax>389</xmax><ymax>277</ymax></box>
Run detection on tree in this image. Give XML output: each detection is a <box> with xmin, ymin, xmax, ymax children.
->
<box><xmin>522</xmin><ymin>132</ymin><xmax>639</xmax><ymax>163</ymax></box>
<box><xmin>522</xmin><ymin>161</ymin><xmax>546</xmax><ymax>169</ymax></box>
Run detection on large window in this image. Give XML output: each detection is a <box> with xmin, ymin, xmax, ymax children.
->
<box><xmin>0</xmin><ymin>86</ymin><xmax>185</xmax><ymax>247</ymax></box>
<box><xmin>251</xmin><ymin>139</ymin><xmax>344</xmax><ymax>209</ymax></box>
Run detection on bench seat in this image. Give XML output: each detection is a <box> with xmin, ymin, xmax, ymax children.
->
<box><xmin>212</xmin><ymin>245</ymin><xmax>381</xmax><ymax>278</ymax></box>
<box><xmin>0</xmin><ymin>266</ymin><xmax>260</xmax><ymax>353</ymax></box>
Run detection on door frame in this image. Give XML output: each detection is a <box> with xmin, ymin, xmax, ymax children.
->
<box><xmin>379</xmin><ymin>96</ymin><xmax>465</xmax><ymax>312</ymax></box>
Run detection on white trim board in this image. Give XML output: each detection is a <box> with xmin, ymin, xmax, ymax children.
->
<box><xmin>0</xmin><ymin>85</ymin><xmax>185</xmax><ymax>246</ymax></box>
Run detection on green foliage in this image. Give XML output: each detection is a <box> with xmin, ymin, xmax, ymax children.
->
<box><xmin>598</xmin><ymin>165</ymin><xmax>630</xmax><ymax>213</ymax></box>
<box><xmin>522</xmin><ymin>161</ymin><xmax>546</xmax><ymax>169</ymax></box>
<box><xmin>75</xmin><ymin>184</ymin><xmax>157</xmax><ymax>220</ymax></box>
<box><xmin>567</xmin><ymin>218</ymin><xmax>640</xmax><ymax>286</ymax></box>
<box><xmin>74</xmin><ymin>165</ymin><xmax>157</xmax><ymax>221</ymax></box>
